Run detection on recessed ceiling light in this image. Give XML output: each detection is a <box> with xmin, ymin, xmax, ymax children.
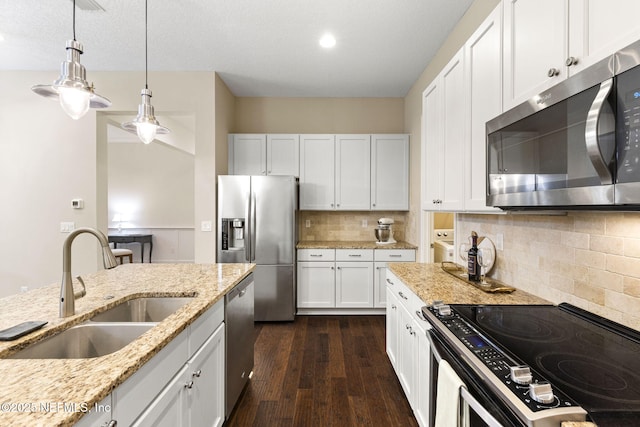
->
<box><xmin>319</xmin><ymin>33</ymin><xmax>336</xmax><ymax>49</ymax></box>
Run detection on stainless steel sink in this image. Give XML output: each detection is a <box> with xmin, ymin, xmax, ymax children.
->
<box><xmin>90</xmin><ymin>297</ymin><xmax>194</xmax><ymax>322</ymax></box>
<box><xmin>7</xmin><ymin>323</ymin><xmax>154</xmax><ymax>359</ymax></box>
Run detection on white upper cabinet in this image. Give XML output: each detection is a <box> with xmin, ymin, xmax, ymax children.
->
<box><xmin>300</xmin><ymin>134</ymin><xmax>336</xmax><ymax>210</ymax></box>
<box><xmin>422</xmin><ymin>49</ymin><xmax>466</xmax><ymax>211</ymax></box>
<box><xmin>266</xmin><ymin>134</ymin><xmax>299</xmax><ymax>176</ymax></box>
<box><xmin>464</xmin><ymin>4</ymin><xmax>502</xmax><ymax>212</ymax></box>
<box><xmin>336</xmin><ymin>134</ymin><xmax>371</xmax><ymax>210</ymax></box>
<box><xmin>503</xmin><ymin>0</ymin><xmax>640</xmax><ymax>110</ymax></box>
<box><xmin>371</xmin><ymin>134</ymin><xmax>409</xmax><ymax>211</ymax></box>
<box><xmin>228</xmin><ymin>134</ymin><xmax>266</xmax><ymax>175</ymax></box>
<box><xmin>568</xmin><ymin>0</ymin><xmax>640</xmax><ymax>75</ymax></box>
<box><xmin>229</xmin><ymin>134</ymin><xmax>299</xmax><ymax>176</ymax></box>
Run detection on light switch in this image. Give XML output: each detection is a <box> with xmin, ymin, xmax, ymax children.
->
<box><xmin>201</xmin><ymin>220</ymin><xmax>212</xmax><ymax>232</ymax></box>
<box><xmin>60</xmin><ymin>222</ymin><xmax>75</xmax><ymax>233</ymax></box>
<box><xmin>305</xmin><ymin>220</ymin><xmax>311</xmax><ymax>228</ymax></box>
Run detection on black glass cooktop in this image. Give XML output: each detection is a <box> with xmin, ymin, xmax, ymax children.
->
<box><xmin>453</xmin><ymin>303</ymin><xmax>640</xmax><ymax>426</ymax></box>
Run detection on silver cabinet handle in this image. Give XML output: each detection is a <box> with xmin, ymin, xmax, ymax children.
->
<box><xmin>105</xmin><ymin>421</ymin><xmax>117</xmax><ymax>427</ymax></box>
<box><xmin>185</xmin><ymin>381</ymin><xmax>194</xmax><ymax>389</ymax></box>
<box><xmin>193</xmin><ymin>369</ymin><xmax>202</xmax><ymax>378</ymax></box>
<box><xmin>391</xmin><ymin>304</ymin><xmax>396</xmax><ymax>310</ymax></box>
<box><xmin>547</xmin><ymin>67</ymin><xmax>560</xmax><ymax>77</ymax></box>
<box><xmin>389</xmin><ymin>254</ymin><xmax>402</xmax><ymax>258</ymax></box>
<box><xmin>398</xmin><ymin>291</ymin><xmax>408</xmax><ymax>300</ymax></box>
<box><xmin>565</xmin><ymin>56</ymin><xmax>577</xmax><ymax>66</ymax></box>
<box><xmin>386</xmin><ymin>278</ymin><xmax>394</xmax><ymax>285</ymax></box>
<box><xmin>309</xmin><ymin>254</ymin><xmax>323</xmax><ymax>257</ymax></box>
<box><xmin>348</xmin><ymin>254</ymin><xmax>362</xmax><ymax>257</ymax></box>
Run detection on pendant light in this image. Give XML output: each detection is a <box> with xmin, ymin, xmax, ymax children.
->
<box><xmin>122</xmin><ymin>0</ymin><xmax>169</xmax><ymax>144</ymax></box>
<box><xmin>31</xmin><ymin>0</ymin><xmax>110</xmax><ymax>120</ymax></box>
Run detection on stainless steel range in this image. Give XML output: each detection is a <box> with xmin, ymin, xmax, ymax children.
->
<box><xmin>422</xmin><ymin>302</ymin><xmax>640</xmax><ymax>427</ymax></box>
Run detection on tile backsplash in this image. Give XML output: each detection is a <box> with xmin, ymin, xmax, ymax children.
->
<box><xmin>298</xmin><ymin>211</ymin><xmax>408</xmax><ymax>242</ymax></box>
<box><xmin>457</xmin><ymin>212</ymin><xmax>640</xmax><ymax>330</ymax></box>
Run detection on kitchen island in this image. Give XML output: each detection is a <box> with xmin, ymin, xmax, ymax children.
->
<box><xmin>0</xmin><ymin>262</ymin><xmax>254</xmax><ymax>426</ymax></box>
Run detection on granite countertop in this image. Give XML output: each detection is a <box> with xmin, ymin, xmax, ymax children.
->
<box><xmin>0</xmin><ymin>262</ymin><xmax>254</xmax><ymax>427</ymax></box>
<box><xmin>387</xmin><ymin>262</ymin><xmax>549</xmax><ymax>308</ymax></box>
<box><xmin>297</xmin><ymin>240</ymin><xmax>417</xmax><ymax>250</ymax></box>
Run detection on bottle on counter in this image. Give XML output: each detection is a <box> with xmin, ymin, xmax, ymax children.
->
<box><xmin>467</xmin><ymin>231</ymin><xmax>481</xmax><ymax>282</ymax></box>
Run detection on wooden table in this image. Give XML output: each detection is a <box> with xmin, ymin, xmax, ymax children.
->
<box><xmin>108</xmin><ymin>234</ymin><xmax>153</xmax><ymax>263</ymax></box>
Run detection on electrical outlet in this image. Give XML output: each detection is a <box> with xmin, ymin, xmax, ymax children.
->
<box><xmin>60</xmin><ymin>222</ymin><xmax>75</xmax><ymax>233</ymax></box>
<box><xmin>305</xmin><ymin>220</ymin><xmax>311</xmax><ymax>228</ymax></box>
<box><xmin>362</xmin><ymin>219</ymin><xmax>368</xmax><ymax>228</ymax></box>
<box><xmin>201</xmin><ymin>221</ymin><xmax>212</xmax><ymax>232</ymax></box>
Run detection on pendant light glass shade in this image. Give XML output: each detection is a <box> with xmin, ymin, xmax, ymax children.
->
<box><xmin>122</xmin><ymin>0</ymin><xmax>169</xmax><ymax>143</ymax></box>
<box><xmin>122</xmin><ymin>89</ymin><xmax>169</xmax><ymax>144</ymax></box>
<box><xmin>31</xmin><ymin>17</ymin><xmax>110</xmax><ymax>119</ymax></box>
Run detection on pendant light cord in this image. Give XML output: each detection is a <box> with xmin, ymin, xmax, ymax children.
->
<box><xmin>145</xmin><ymin>0</ymin><xmax>149</xmax><ymax>90</ymax></box>
<box><xmin>72</xmin><ymin>0</ymin><xmax>77</xmax><ymax>41</ymax></box>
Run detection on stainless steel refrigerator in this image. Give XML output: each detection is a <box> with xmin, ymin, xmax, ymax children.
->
<box><xmin>217</xmin><ymin>175</ymin><xmax>297</xmax><ymax>321</ymax></box>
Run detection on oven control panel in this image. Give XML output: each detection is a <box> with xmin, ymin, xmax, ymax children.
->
<box><xmin>425</xmin><ymin>305</ymin><xmax>579</xmax><ymax>413</ymax></box>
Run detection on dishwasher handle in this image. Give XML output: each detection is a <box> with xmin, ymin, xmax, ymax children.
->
<box><xmin>226</xmin><ymin>275</ymin><xmax>254</xmax><ymax>303</ymax></box>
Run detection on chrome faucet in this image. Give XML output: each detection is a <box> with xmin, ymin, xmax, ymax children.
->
<box><xmin>60</xmin><ymin>227</ymin><xmax>118</xmax><ymax>317</ymax></box>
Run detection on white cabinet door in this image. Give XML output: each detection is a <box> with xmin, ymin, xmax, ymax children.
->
<box><xmin>422</xmin><ymin>81</ymin><xmax>443</xmax><ymax>211</ymax></box>
<box><xmin>267</xmin><ymin>134</ymin><xmax>299</xmax><ymax>176</ymax></box>
<box><xmin>371</xmin><ymin>134</ymin><xmax>409</xmax><ymax>210</ymax></box>
<box><xmin>228</xmin><ymin>134</ymin><xmax>267</xmax><ymax>175</ymax></box>
<box><xmin>413</xmin><ymin>316</ymin><xmax>431</xmax><ymax>427</ymax></box>
<box><xmin>385</xmin><ymin>285</ymin><xmax>400</xmax><ymax>370</ymax></box>
<box><xmin>503</xmin><ymin>0</ymin><xmax>569</xmax><ymax>109</ymax></box>
<box><xmin>188</xmin><ymin>323</ymin><xmax>225</xmax><ymax>427</ymax></box>
<box><xmin>299</xmin><ymin>134</ymin><xmax>335</xmax><ymax>210</ymax></box>
<box><xmin>297</xmin><ymin>261</ymin><xmax>335</xmax><ymax>308</ymax></box>
<box><xmin>568</xmin><ymin>0</ymin><xmax>640</xmax><ymax>76</ymax></box>
<box><xmin>374</xmin><ymin>262</ymin><xmax>387</xmax><ymax>308</ymax></box>
<box><xmin>335</xmin><ymin>261</ymin><xmax>374</xmax><ymax>308</ymax></box>
<box><xmin>131</xmin><ymin>365</ymin><xmax>190</xmax><ymax>427</ymax></box>
<box><xmin>335</xmin><ymin>134</ymin><xmax>371</xmax><ymax>210</ymax></box>
<box><xmin>440</xmin><ymin>49</ymin><xmax>466</xmax><ymax>211</ymax></box>
<box><xmin>464</xmin><ymin>4</ymin><xmax>502</xmax><ymax>212</ymax></box>
<box><xmin>396</xmin><ymin>301</ymin><xmax>417</xmax><ymax>406</ymax></box>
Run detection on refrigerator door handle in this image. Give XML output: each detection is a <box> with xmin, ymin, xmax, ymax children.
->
<box><xmin>244</xmin><ymin>190</ymin><xmax>251</xmax><ymax>262</ymax></box>
<box><xmin>250</xmin><ymin>191</ymin><xmax>257</xmax><ymax>261</ymax></box>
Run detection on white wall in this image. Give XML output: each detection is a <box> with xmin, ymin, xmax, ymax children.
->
<box><xmin>0</xmin><ymin>70</ymin><xmax>216</xmax><ymax>297</ymax></box>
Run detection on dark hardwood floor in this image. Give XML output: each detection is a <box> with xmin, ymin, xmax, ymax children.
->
<box><xmin>225</xmin><ymin>315</ymin><xmax>418</xmax><ymax>427</ymax></box>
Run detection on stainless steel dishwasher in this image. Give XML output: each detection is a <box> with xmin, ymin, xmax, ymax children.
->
<box><xmin>225</xmin><ymin>273</ymin><xmax>255</xmax><ymax>418</ymax></box>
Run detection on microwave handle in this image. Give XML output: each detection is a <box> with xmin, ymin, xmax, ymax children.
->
<box><xmin>585</xmin><ymin>78</ymin><xmax>614</xmax><ymax>185</ymax></box>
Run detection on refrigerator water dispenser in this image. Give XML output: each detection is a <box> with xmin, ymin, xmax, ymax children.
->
<box><xmin>222</xmin><ymin>218</ymin><xmax>245</xmax><ymax>250</ymax></box>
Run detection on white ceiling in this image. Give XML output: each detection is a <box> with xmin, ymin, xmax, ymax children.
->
<box><xmin>0</xmin><ymin>0</ymin><xmax>473</xmax><ymax>97</ymax></box>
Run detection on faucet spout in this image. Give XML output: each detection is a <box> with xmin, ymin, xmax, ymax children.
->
<box><xmin>60</xmin><ymin>227</ymin><xmax>118</xmax><ymax>317</ymax></box>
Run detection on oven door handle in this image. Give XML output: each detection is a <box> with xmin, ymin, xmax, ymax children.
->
<box><xmin>460</xmin><ymin>387</ymin><xmax>504</xmax><ymax>427</ymax></box>
<box><xmin>426</xmin><ymin>330</ymin><xmax>443</xmax><ymax>363</ymax></box>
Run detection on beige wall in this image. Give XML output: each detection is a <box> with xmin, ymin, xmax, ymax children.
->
<box><xmin>299</xmin><ymin>211</ymin><xmax>408</xmax><ymax>242</ymax></box>
<box><xmin>234</xmin><ymin>97</ymin><xmax>404</xmax><ymax>133</ymax></box>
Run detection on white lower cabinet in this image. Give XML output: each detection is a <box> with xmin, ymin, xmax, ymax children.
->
<box><xmin>74</xmin><ymin>395</ymin><xmax>112</xmax><ymax>427</ymax></box>
<box><xmin>298</xmin><ymin>248</ymin><xmax>415</xmax><ymax>312</ymax></box>
<box><xmin>100</xmin><ymin>299</ymin><xmax>225</xmax><ymax>427</ymax></box>
<box><xmin>385</xmin><ymin>269</ymin><xmax>431</xmax><ymax>427</ymax></box>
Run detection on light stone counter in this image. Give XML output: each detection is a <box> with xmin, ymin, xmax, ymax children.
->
<box><xmin>0</xmin><ymin>262</ymin><xmax>254</xmax><ymax>427</ymax></box>
<box><xmin>387</xmin><ymin>262</ymin><xmax>549</xmax><ymax>309</ymax></box>
<box><xmin>297</xmin><ymin>240</ymin><xmax>417</xmax><ymax>250</ymax></box>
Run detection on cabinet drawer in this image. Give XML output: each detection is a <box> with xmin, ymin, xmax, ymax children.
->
<box><xmin>374</xmin><ymin>249</ymin><xmax>416</xmax><ymax>262</ymax></box>
<box><xmin>297</xmin><ymin>249</ymin><xmax>336</xmax><ymax>261</ymax></box>
<box><xmin>336</xmin><ymin>249</ymin><xmax>374</xmax><ymax>261</ymax></box>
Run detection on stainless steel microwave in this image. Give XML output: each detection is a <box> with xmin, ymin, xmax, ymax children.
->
<box><xmin>486</xmin><ymin>39</ymin><xmax>640</xmax><ymax>210</ymax></box>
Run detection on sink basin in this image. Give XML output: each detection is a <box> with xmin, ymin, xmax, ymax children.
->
<box><xmin>7</xmin><ymin>323</ymin><xmax>154</xmax><ymax>359</ymax></box>
<box><xmin>90</xmin><ymin>297</ymin><xmax>194</xmax><ymax>323</ymax></box>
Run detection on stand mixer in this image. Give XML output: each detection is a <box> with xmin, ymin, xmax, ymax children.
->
<box><xmin>374</xmin><ymin>218</ymin><xmax>396</xmax><ymax>244</ymax></box>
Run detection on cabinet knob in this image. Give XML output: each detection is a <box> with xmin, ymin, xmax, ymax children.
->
<box><xmin>565</xmin><ymin>56</ymin><xmax>578</xmax><ymax>66</ymax></box>
<box><xmin>185</xmin><ymin>381</ymin><xmax>194</xmax><ymax>389</ymax></box>
<box><xmin>105</xmin><ymin>421</ymin><xmax>118</xmax><ymax>427</ymax></box>
<box><xmin>193</xmin><ymin>369</ymin><xmax>202</xmax><ymax>378</ymax></box>
<box><xmin>547</xmin><ymin>67</ymin><xmax>560</xmax><ymax>77</ymax></box>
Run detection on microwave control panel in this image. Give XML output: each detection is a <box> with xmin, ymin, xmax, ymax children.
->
<box><xmin>617</xmin><ymin>66</ymin><xmax>640</xmax><ymax>181</ymax></box>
